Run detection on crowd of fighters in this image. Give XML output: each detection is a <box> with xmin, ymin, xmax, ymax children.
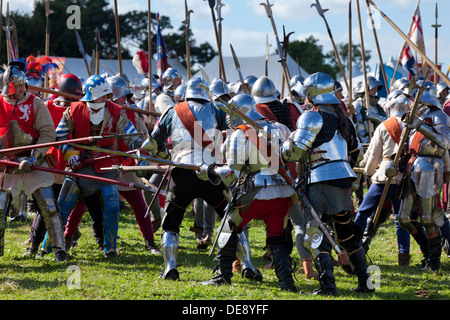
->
<box><xmin>0</xmin><ymin>54</ymin><xmax>449</xmax><ymax>296</ymax></box>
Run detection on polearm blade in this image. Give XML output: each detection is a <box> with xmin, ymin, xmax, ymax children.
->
<box><xmin>260</xmin><ymin>0</ymin><xmax>293</xmax><ymax>103</ymax></box>
<box><xmin>431</xmin><ymin>2</ymin><xmax>441</xmax><ymax>85</ymax></box>
<box><xmin>205</xmin><ymin>0</ymin><xmax>227</xmax><ymax>82</ymax></box>
<box><xmin>311</xmin><ymin>0</ymin><xmax>350</xmax><ymax>94</ymax></box>
<box><xmin>265</xmin><ymin>33</ymin><xmax>271</xmax><ymax>77</ymax></box>
<box><xmin>367</xmin><ymin>0</ymin><xmax>450</xmax><ymax>87</ymax></box>
<box><xmin>182</xmin><ymin>0</ymin><xmax>194</xmax><ymax>80</ymax></box>
<box><xmin>74</xmin><ymin>29</ymin><xmax>91</xmax><ymax>77</ymax></box>
<box><xmin>230</xmin><ymin>44</ymin><xmax>249</xmax><ymax>94</ymax></box>
<box><xmin>0</xmin><ymin>159</ymin><xmax>157</xmax><ymax>193</ymax></box>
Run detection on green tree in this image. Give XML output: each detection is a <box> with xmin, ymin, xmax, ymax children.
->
<box><xmin>287</xmin><ymin>36</ymin><xmax>340</xmax><ymax>78</ymax></box>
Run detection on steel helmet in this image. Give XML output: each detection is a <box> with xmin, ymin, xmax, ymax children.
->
<box><xmin>303</xmin><ymin>72</ymin><xmax>340</xmax><ymax>104</ymax></box>
<box><xmin>251</xmin><ymin>76</ymin><xmax>278</xmax><ymax>104</ymax></box>
<box><xmin>227</xmin><ymin>93</ymin><xmax>264</xmax><ymax>128</ymax></box>
<box><xmin>209</xmin><ymin>78</ymin><xmax>230</xmax><ymax>101</ymax></box>
<box><xmin>436</xmin><ymin>82</ymin><xmax>449</xmax><ymax>96</ymax></box>
<box><xmin>174</xmin><ymin>82</ymin><xmax>186</xmax><ymax>103</ymax></box>
<box><xmin>58</xmin><ymin>74</ymin><xmax>83</xmax><ymax>102</ymax></box>
<box><xmin>290</xmin><ymin>75</ymin><xmax>305</xmax><ymax>88</ymax></box>
<box><xmin>161</xmin><ymin>68</ymin><xmax>182</xmax><ymax>91</ymax></box>
<box><xmin>384</xmin><ymin>89</ymin><xmax>411</xmax><ymax>117</ymax></box>
<box><xmin>2</xmin><ymin>61</ymin><xmax>26</xmax><ymax>96</ymax></box>
<box><xmin>106</xmin><ymin>76</ymin><xmax>133</xmax><ymax>101</ymax></box>
<box><xmin>185</xmin><ymin>76</ymin><xmax>210</xmax><ymax>101</ymax></box>
<box><xmin>80</xmin><ymin>75</ymin><xmax>112</xmax><ymax>102</ymax></box>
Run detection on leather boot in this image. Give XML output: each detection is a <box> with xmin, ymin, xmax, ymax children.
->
<box><xmin>362</xmin><ymin>208</ymin><xmax>390</xmax><ymax>253</ymax></box>
<box><xmin>427</xmin><ymin>234</ymin><xmax>441</xmax><ymax>272</ymax></box>
<box><xmin>411</xmin><ymin>227</ymin><xmax>430</xmax><ymax>269</ymax></box>
<box><xmin>349</xmin><ymin>247</ymin><xmax>374</xmax><ymax>293</ymax></box>
<box><xmin>313</xmin><ymin>252</ymin><xmax>337</xmax><ymax>296</ymax></box>
<box><xmin>201</xmin><ymin>233</ymin><xmax>238</xmax><ymax>286</ymax></box>
<box><xmin>272</xmin><ymin>243</ymin><xmax>297</xmax><ymax>292</ymax></box>
<box><xmin>398</xmin><ymin>252</ymin><xmax>411</xmax><ymax>266</ymax></box>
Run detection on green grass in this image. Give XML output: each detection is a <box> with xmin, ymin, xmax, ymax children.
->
<box><xmin>0</xmin><ymin>203</ymin><xmax>449</xmax><ymax>301</ymax></box>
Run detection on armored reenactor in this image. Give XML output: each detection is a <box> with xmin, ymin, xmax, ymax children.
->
<box><xmin>202</xmin><ymin>93</ymin><xmax>298</xmax><ymax>292</ymax></box>
<box><xmin>396</xmin><ymin>90</ymin><xmax>450</xmax><ymax>271</ymax></box>
<box><xmin>282</xmin><ymin>72</ymin><xmax>371</xmax><ymax>295</ymax></box>
<box><xmin>354</xmin><ymin>90</ymin><xmax>413</xmax><ymax>265</ymax></box>
<box><xmin>0</xmin><ymin>61</ymin><xmax>66</xmax><ymax>261</ymax></box>
<box><xmin>55</xmin><ymin>75</ymin><xmax>152</xmax><ymax>258</ymax></box>
<box><xmin>154</xmin><ymin>68</ymin><xmax>182</xmax><ymax>115</ymax></box>
<box><xmin>151</xmin><ymin>76</ymin><xmax>260</xmax><ymax>281</ymax></box>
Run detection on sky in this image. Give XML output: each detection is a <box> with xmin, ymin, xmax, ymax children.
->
<box><xmin>7</xmin><ymin>0</ymin><xmax>450</xmax><ymax>77</ymax></box>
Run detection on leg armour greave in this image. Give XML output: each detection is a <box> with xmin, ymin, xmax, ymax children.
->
<box><xmin>236</xmin><ymin>231</ymin><xmax>263</xmax><ymax>281</ymax></box>
<box><xmin>33</xmin><ymin>187</ymin><xmax>65</xmax><ymax>253</ymax></box>
<box><xmin>161</xmin><ymin>231</ymin><xmax>179</xmax><ymax>280</ymax></box>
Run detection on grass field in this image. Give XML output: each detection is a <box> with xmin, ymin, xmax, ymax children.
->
<box><xmin>0</xmin><ymin>201</ymin><xmax>449</xmax><ymax>306</ymax></box>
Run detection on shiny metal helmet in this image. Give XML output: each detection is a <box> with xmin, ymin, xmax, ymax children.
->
<box><xmin>209</xmin><ymin>78</ymin><xmax>230</xmax><ymax>101</ymax></box>
<box><xmin>251</xmin><ymin>76</ymin><xmax>278</xmax><ymax>104</ymax></box>
<box><xmin>416</xmin><ymin>79</ymin><xmax>435</xmax><ymax>94</ymax></box>
<box><xmin>391</xmin><ymin>77</ymin><xmax>410</xmax><ymax>92</ymax></box>
<box><xmin>418</xmin><ymin>90</ymin><xmax>441</xmax><ymax>109</ymax></box>
<box><xmin>106</xmin><ymin>75</ymin><xmax>133</xmax><ymax>101</ymax></box>
<box><xmin>384</xmin><ymin>89</ymin><xmax>411</xmax><ymax>117</ymax></box>
<box><xmin>367</xmin><ymin>76</ymin><xmax>383</xmax><ymax>91</ymax></box>
<box><xmin>80</xmin><ymin>74</ymin><xmax>112</xmax><ymax>102</ymax></box>
<box><xmin>243</xmin><ymin>75</ymin><xmax>258</xmax><ymax>92</ymax></box>
<box><xmin>2</xmin><ymin>62</ymin><xmax>26</xmax><ymax>96</ymax></box>
<box><xmin>228</xmin><ymin>81</ymin><xmax>243</xmax><ymax>97</ymax></box>
<box><xmin>174</xmin><ymin>82</ymin><xmax>186</xmax><ymax>103</ymax></box>
<box><xmin>291</xmin><ymin>81</ymin><xmax>306</xmax><ymax>99</ymax></box>
<box><xmin>436</xmin><ymin>82</ymin><xmax>449</xmax><ymax>96</ymax></box>
<box><xmin>26</xmin><ymin>75</ymin><xmax>44</xmax><ymax>88</ymax></box>
<box><xmin>226</xmin><ymin>93</ymin><xmax>264</xmax><ymax>129</ymax></box>
<box><xmin>353</xmin><ymin>80</ymin><xmax>365</xmax><ymax>98</ymax></box>
<box><xmin>302</xmin><ymin>72</ymin><xmax>340</xmax><ymax>104</ymax></box>
<box><xmin>59</xmin><ymin>73</ymin><xmax>83</xmax><ymax>102</ymax></box>
<box><xmin>290</xmin><ymin>74</ymin><xmax>305</xmax><ymax>88</ymax></box>
<box><xmin>184</xmin><ymin>76</ymin><xmax>210</xmax><ymax>101</ymax></box>
<box><xmin>161</xmin><ymin>68</ymin><xmax>182</xmax><ymax>91</ymax></box>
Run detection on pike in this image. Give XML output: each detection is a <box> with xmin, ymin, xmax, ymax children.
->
<box><xmin>95</xmin><ymin>28</ymin><xmax>101</xmax><ymax>75</ymax></box>
<box><xmin>182</xmin><ymin>0</ymin><xmax>194</xmax><ymax>80</ymax></box>
<box><xmin>0</xmin><ymin>134</ymin><xmax>136</xmax><ymax>156</ymax></box>
<box><xmin>113</xmin><ymin>0</ymin><xmax>123</xmax><ymax>77</ymax></box>
<box><xmin>367</xmin><ymin>0</ymin><xmax>450</xmax><ymax>87</ymax></box>
<box><xmin>215</xmin><ymin>0</ymin><xmax>225</xmax><ymax>67</ymax></box>
<box><xmin>205</xmin><ymin>0</ymin><xmax>226</xmax><ymax>82</ymax></box>
<box><xmin>101</xmin><ymin>164</ymin><xmax>169</xmax><ymax>174</ymax></box>
<box><xmin>230</xmin><ymin>44</ymin><xmax>249</xmax><ymax>94</ymax></box>
<box><xmin>0</xmin><ymin>160</ymin><xmax>157</xmax><ymax>194</ymax></box>
<box><xmin>26</xmin><ymin>85</ymin><xmax>162</xmax><ymax>118</ymax></box>
<box><xmin>43</xmin><ymin>0</ymin><xmax>54</xmax><ymax>99</ymax></box>
<box><xmin>265</xmin><ymin>33</ymin><xmax>271</xmax><ymax>77</ymax></box>
<box><xmin>355</xmin><ymin>0</ymin><xmax>373</xmax><ymax>140</ymax></box>
<box><xmin>280</xmin><ymin>26</ymin><xmax>294</xmax><ymax>100</ymax></box>
<box><xmin>74</xmin><ymin>29</ymin><xmax>91</xmax><ymax>77</ymax></box>
<box><xmin>69</xmin><ymin>143</ymin><xmax>201</xmax><ymax>172</ymax></box>
<box><xmin>311</xmin><ymin>0</ymin><xmax>350</xmax><ymax>94</ymax></box>
<box><xmin>431</xmin><ymin>3</ymin><xmax>440</xmax><ymax>85</ymax></box>
<box><xmin>3</xmin><ymin>3</ymin><xmax>12</xmax><ymax>64</ymax></box>
<box><xmin>348</xmin><ymin>0</ymin><xmax>353</xmax><ymax>110</ymax></box>
<box><xmin>143</xmin><ymin>165</ymin><xmax>173</xmax><ymax>218</ymax></box>
<box><xmin>372</xmin><ymin>70</ymin><xmax>429</xmax><ymax>224</ymax></box>
<box><xmin>365</xmin><ymin>0</ymin><xmax>389</xmax><ymax>95</ymax></box>
<box><xmin>260</xmin><ymin>0</ymin><xmax>293</xmax><ymax>103</ymax></box>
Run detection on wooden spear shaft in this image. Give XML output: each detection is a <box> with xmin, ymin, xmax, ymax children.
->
<box><xmin>365</xmin><ymin>0</ymin><xmax>389</xmax><ymax>95</ymax></box>
<box><xmin>113</xmin><ymin>0</ymin><xmax>123</xmax><ymax>77</ymax></box>
<box><xmin>356</xmin><ymin>0</ymin><xmax>372</xmax><ymax>140</ymax></box>
<box><xmin>367</xmin><ymin>0</ymin><xmax>450</xmax><ymax>87</ymax></box>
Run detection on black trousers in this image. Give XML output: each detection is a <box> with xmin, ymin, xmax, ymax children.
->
<box><xmin>162</xmin><ymin>168</ymin><xmax>228</xmax><ymax>233</ymax></box>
